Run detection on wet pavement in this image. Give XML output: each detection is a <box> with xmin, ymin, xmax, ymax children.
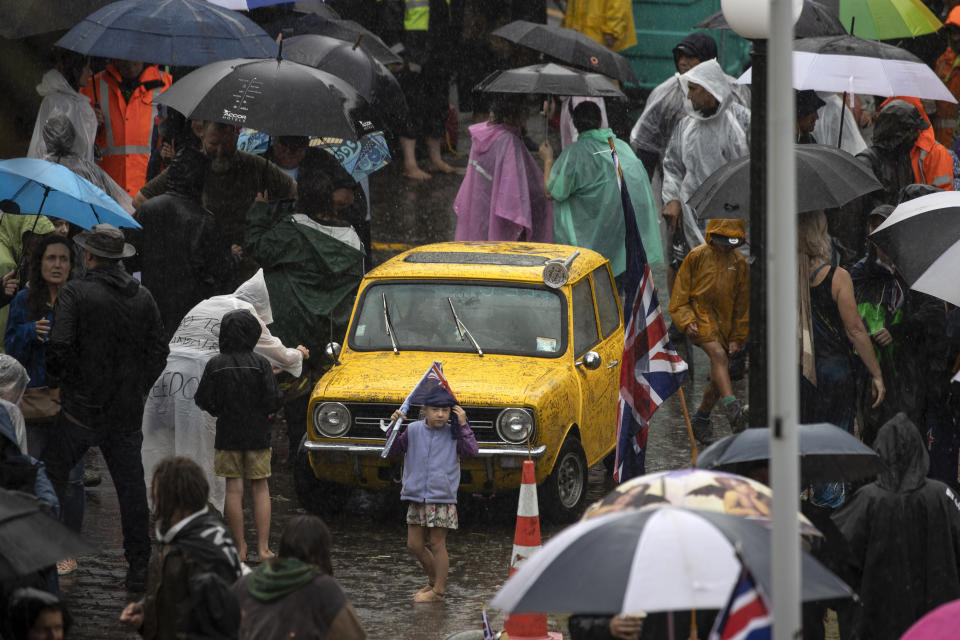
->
<box><xmin>60</xmin><ymin>111</ymin><xmax>746</xmax><ymax>639</ymax></box>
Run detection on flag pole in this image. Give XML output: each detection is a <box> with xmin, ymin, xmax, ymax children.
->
<box><xmin>677</xmin><ymin>387</ymin><xmax>698</xmax><ymax>465</ymax></box>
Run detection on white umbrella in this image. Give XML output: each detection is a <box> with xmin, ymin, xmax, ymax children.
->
<box><xmin>736</xmin><ymin>50</ymin><xmax>956</xmax><ymax>103</ymax></box>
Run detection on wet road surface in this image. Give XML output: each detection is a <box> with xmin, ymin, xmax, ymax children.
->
<box><xmin>61</xmin><ymin>112</ymin><xmax>746</xmax><ymax>639</ymax></box>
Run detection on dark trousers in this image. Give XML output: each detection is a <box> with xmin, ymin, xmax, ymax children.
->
<box><xmin>41</xmin><ymin>412</ymin><xmax>151</xmax><ymax>568</ymax></box>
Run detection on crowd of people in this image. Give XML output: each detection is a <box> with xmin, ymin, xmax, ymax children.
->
<box><xmin>4</xmin><ymin>0</ymin><xmax>960</xmax><ymax>638</ymax></box>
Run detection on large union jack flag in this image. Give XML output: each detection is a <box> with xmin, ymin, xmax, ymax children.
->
<box><xmin>708</xmin><ymin>564</ymin><xmax>772</xmax><ymax>640</ymax></box>
<box><xmin>610</xmin><ymin>139</ymin><xmax>688</xmax><ymax>483</ymax></box>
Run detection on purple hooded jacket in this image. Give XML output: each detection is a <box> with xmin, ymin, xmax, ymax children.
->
<box><xmin>389</xmin><ymin>419</ymin><xmax>479</xmax><ymax>504</ymax></box>
<box><xmin>453</xmin><ymin>122</ymin><xmax>553</xmax><ymax>243</ymax></box>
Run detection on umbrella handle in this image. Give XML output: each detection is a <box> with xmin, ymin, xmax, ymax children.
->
<box><xmin>17</xmin><ymin>187</ymin><xmax>49</xmax><ymax>281</ymax></box>
<box><xmin>837</xmin><ymin>91</ymin><xmax>847</xmax><ymax>149</ymax></box>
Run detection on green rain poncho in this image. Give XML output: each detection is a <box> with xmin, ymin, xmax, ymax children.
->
<box><xmin>547</xmin><ymin>129</ymin><xmax>663</xmax><ymax>276</ymax></box>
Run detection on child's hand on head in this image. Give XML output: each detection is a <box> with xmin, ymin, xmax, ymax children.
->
<box><xmin>452</xmin><ymin>405</ymin><xmax>467</xmax><ymax>426</ymax></box>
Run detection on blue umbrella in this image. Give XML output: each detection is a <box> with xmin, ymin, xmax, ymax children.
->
<box><xmin>0</xmin><ymin>158</ymin><xmax>140</xmax><ymax>231</ymax></box>
<box><xmin>55</xmin><ymin>0</ymin><xmax>276</xmax><ymax>67</ymax></box>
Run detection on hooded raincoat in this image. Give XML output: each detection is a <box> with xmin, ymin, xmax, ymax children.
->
<box><xmin>833</xmin><ymin>413</ymin><xmax>960</xmax><ymax>640</ymax></box>
<box><xmin>453</xmin><ymin>121</ymin><xmax>553</xmax><ymax>243</ymax></box>
<box><xmin>547</xmin><ymin>128</ymin><xmax>663</xmax><ymax>275</ymax></box>
<box><xmin>878</xmin><ymin>96</ymin><xmax>954</xmax><ymax>191</ymax></box>
<box><xmin>668</xmin><ymin>218</ymin><xmax>749</xmax><ymax>347</ymax></box>
<box><xmin>661</xmin><ymin>60</ymin><xmax>751</xmax><ymax>250</ymax></box>
<box><xmin>812</xmin><ymin>93</ymin><xmax>868</xmax><ymax>156</ymax></box>
<box><xmin>141</xmin><ymin>271</ymin><xmax>302</xmax><ymax>513</ymax></box>
<box><xmin>27</xmin><ymin>69</ymin><xmax>98</xmax><ymax>163</ymax></box>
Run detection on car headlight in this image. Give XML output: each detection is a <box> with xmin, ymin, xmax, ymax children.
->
<box><xmin>312</xmin><ymin>402</ymin><xmax>351</xmax><ymax>438</ymax></box>
<box><xmin>496</xmin><ymin>408</ymin><xmax>534</xmax><ymax>443</ymax></box>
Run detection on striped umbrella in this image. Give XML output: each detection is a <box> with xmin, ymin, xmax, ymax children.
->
<box><xmin>839</xmin><ymin>0</ymin><xmax>942</xmax><ymax>39</ymax></box>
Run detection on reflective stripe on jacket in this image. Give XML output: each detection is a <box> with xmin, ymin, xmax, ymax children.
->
<box><xmin>81</xmin><ymin>63</ymin><xmax>171</xmax><ymax>197</ymax></box>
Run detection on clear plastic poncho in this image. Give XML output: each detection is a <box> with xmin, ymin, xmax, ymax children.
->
<box><xmin>40</xmin><ymin>114</ymin><xmax>134</xmax><ymax>214</ymax></box>
<box><xmin>813</xmin><ymin>92</ymin><xmax>868</xmax><ymax>156</ymax></box>
<box><xmin>27</xmin><ymin>69</ymin><xmax>97</xmax><ymax>164</ymax></box>
<box><xmin>0</xmin><ymin>355</ymin><xmax>30</xmax><ymax>453</ymax></box>
<box><xmin>141</xmin><ymin>270</ymin><xmax>302</xmax><ymax>512</ymax></box>
<box><xmin>630</xmin><ymin>67</ymin><xmax>750</xmax><ymax>161</ymax></box>
<box><xmin>661</xmin><ymin>59</ymin><xmax>751</xmax><ymax>249</ymax></box>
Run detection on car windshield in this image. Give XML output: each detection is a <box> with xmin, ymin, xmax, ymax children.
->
<box><xmin>350</xmin><ymin>282</ymin><xmax>565</xmax><ymax>357</ymax></box>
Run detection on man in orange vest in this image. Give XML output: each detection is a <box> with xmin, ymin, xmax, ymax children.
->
<box><xmin>879</xmin><ymin>96</ymin><xmax>954</xmax><ymax>192</ymax></box>
<box><xmin>81</xmin><ymin>60</ymin><xmax>172</xmax><ymax>198</ymax></box>
<box><xmin>933</xmin><ymin>8</ymin><xmax>960</xmax><ymax>147</ymax></box>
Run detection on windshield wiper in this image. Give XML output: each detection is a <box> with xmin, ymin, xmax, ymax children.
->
<box><xmin>447</xmin><ymin>297</ymin><xmax>483</xmax><ymax>357</ymax></box>
<box><xmin>382</xmin><ymin>293</ymin><xmax>399</xmax><ymax>354</ymax></box>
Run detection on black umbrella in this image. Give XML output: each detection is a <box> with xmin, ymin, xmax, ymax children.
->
<box><xmin>284</xmin><ymin>34</ymin><xmax>407</xmax><ymax>133</ymax></box>
<box><xmin>869</xmin><ymin>191</ymin><xmax>960</xmax><ymax>307</ymax></box>
<box><xmin>262</xmin><ymin>13</ymin><xmax>402</xmax><ymax>65</ymax></box>
<box><xmin>292</xmin><ymin>0</ymin><xmax>341</xmax><ymax>19</ymax></box>
<box><xmin>696</xmin><ymin>0</ymin><xmax>846</xmax><ymax>38</ymax></box>
<box><xmin>689</xmin><ymin>144</ymin><xmax>881</xmax><ymax>220</ymax></box>
<box><xmin>475</xmin><ymin>63</ymin><xmax>625</xmax><ymax>98</ymax></box>
<box><xmin>0</xmin><ymin>489</ymin><xmax>97</xmax><ymax>579</ymax></box>
<box><xmin>491</xmin><ymin>20</ymin><xmax>638</xmax><ymax>85</ymax></box>
<box><xmin>0</xmin><ymin>0</ymin><xmax>115</xmax><ymax>39</ymax></box>
<box><xmin>155</xmin><ymin>56</ymin><xmax>375</xmax><ymax>139</ymax></box>
<box><xmin>695</xmin><ymin>423</ymin><xmax>885</xmax><ymax>484</ymax></box>
<box><xmin>55</xmin><ymin>0</ymin><xmax>277</xmax><ymax>67</ymax></box>
<box><xmin>793</xmin><ymin>33</ymin><xmax>925</xmax><ymax>61</ymax></box>
<box><xmin>490</xmin><ymin>506</ymin><xmax>852</xmax><ymax>615</ymax></box>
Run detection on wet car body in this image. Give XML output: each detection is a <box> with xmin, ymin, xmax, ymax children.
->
<box><xmin>296</xmin><ymin>241</ymin><xmax>624</xmax><ymax>521</ymax></box>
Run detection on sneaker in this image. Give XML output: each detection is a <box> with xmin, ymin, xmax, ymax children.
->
<box><xmin>125</xmin><ymin>563</ymin><xmax>148</xmax><ymax>593</ymax></box>
<box><xmin>83</xmin><ymin>470</ymin><xmax>102</xmax><ymax>487</ymax></box>
<box><xmin>57</xmin><ymin>558</ymin><xmax>78</xmax><ymax>575</ymax></box>
<box><xmin>691</xmin><ymin>414</ymin><xmax>715</xmax><ymax>447</ymax></box>
<box><xmin>723</xmin><ymin>399</ymin><xmax>749</xmax><ymax>434</ymax></box>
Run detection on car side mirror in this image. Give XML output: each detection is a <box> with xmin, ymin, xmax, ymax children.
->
<box><xmin>325</xmin><ymin>341</ymin><xmax>342</xmax><ymax>365</ymax></box>
<box><xmin>575</xmin><ymin>351</ymin><xmax>602</xmax><ymax>370</ymax></box>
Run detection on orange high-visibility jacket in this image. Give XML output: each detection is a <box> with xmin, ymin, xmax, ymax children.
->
<box><xmin>81</xmin><ymin>64</ymin><xmax>171</xmax><ymax>197</ymax></box>
<box><xmin>934</xmin><ymin>48</ymin><xmax>960</xmax><ymax>147</ymax></box>
<box><xmin>880</xmin><ymin>96</ymin><xmax>954</xmax><ymax>191</ymax></box>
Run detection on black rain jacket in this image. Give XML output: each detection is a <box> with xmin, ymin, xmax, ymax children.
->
<box><xmin>46</xmin><ymin>264</ymin><xmax>167</xmax><ymax>430</ymax></box>
<box><xmin>194</xmin><ymin>310</ymin><xmax>283</xmax><ymax>451</ymax></box>
<box><xmin>833</xmin><ymin>413</ymin><xmax>960</xmax><ymax>640</ymax></box>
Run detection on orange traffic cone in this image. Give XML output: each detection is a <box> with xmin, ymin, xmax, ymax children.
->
<box><xmin>503</xmin><ymin>460</ymin><xmax>563</xmax><ymax>640</ymax></box>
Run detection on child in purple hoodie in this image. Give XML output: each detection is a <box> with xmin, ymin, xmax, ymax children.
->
<box><xmin>389</xmin><ymin>387</ymin><xmax>478</xmax><ymax>603</ymax></box>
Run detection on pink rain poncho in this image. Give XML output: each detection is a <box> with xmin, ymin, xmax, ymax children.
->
<box><xmin>454</xmin><ymin>121</ymin><xmax>553</xmax><ymax>243</ymax></box>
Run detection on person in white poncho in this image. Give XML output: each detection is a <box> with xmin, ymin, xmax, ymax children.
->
<box><xmin>141</xmin><ymin>270</ymin><xmax>307</xmax><ymax>513</ymax></box>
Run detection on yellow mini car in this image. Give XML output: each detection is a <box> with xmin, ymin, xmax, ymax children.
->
<box><xmin>295</xmin><ymin>241</ymin><xmax>624</xmax><ymax>522</ymax></box>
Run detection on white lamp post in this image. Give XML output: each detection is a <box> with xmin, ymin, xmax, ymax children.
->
<box><xmin>720</xmin><ymin>0</ymin><xmax>802</xmax><ymax>639</ymax></box>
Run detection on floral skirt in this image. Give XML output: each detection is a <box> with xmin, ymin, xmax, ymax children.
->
<box><xmin>406</xmin><ymin>502</ymin><xmax>459</xmax><ymax>529</ymax></box>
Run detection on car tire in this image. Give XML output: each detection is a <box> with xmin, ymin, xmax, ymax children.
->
<box><xmin>540</xmin><ymin>436</ymin><xmax>588</xmax><ymax>523</ymax></box>
<box><xmin>293</xmin><ymin>442</ymin><xmax>352</xmax><ymax>517</ymax></box>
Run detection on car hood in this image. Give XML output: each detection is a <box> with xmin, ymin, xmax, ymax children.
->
<box><xmin>313</xmin><ymin>351</ymin><xmax>561</xmax><ymax>407</ymax></box>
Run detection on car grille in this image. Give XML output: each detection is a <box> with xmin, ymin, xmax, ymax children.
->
<box><xmin>328</xmin><ymin>402</ymin><xmax>511</xmax><ymax>443</ymax></box>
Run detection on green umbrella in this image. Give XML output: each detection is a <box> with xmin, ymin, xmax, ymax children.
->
<box><xmin>840</xmin><ymin>0</ymin><xmax>942</xmax><ymax>39</ymax></box>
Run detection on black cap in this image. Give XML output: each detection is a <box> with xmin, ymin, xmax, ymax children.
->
<box><xmin>796</xmin><ymin>90</ymin><xmax>826</xmax><ymax>118</ymax></box>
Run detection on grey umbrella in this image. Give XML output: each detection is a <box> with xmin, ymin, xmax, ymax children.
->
<box><xmin>0</xmin><ymin>489</ymin><xmax>97</xmax><ymax>579</ymax></box>
<box><xmin>490</xmin><ymin>506</ymin><xmax>853</xmax><ymax>615</ymax></box>
<box><xmin>695</xmin><ymin>423</ymin><xmax>884</xmax><ymax>484</ymax></box>
<box><xmin>689</xmin><ymin>144</ymin><xmax>881</xmax><ymax>220</ymax></box>
<box><xmin>697</xmin><ymin>0</ymin><xmax>846</xmax><ymax>38</ymax></box>
<box><xmin>476</xmin><ymin>63</ymin><xmax>625</xmax><ymax>98</ymax></box>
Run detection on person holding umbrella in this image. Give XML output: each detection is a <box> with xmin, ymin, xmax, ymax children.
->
<box><xmin>453</xmin><ymin>95</ymin><xmax>553</xmax><ymax>243</ymax></box>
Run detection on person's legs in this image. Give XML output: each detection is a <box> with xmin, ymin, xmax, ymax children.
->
<box><xmin>401</xmin><ymin>137</ymin><xmax>431</xmax><ymax>180</ymax></box>
<box><xmin>427</xmin><ymin>526</ymin><xmax>449</xmax><ymax>598</ymax></box>
<box><xmin>224</xmin><ymin>477</ymin><xmax>246</xmax><ymax>560</ymax></box>
<box><xmin>426</xmin><ymin>138</ymin><xmax>460</xmax><ymax>174</ymax></box>
<box><xmin>699</xmin><ymin>341</ymin><xmax>747</xmax><ymax>432</ymax></box>
<box><xmin>39</xmin><ymin>414</ymin><xmax>92</xmax><ymax>533</ymax></box>
<box><xmin>249</xmin><ymin>477</ymin><xmax>274</xmax><ymax>560</ymax></box>
<box><xmin>97</xmin><ymin>428</ymin><xmax>151</xmax><ymax>589</ymax></box>
<box><xmin>406</xmin><ymin>524</ymin><xmax>435</xmax><ymax>594</ymax></box>
<box><xmin>691</xmin><ymin>380</ymin><xmax>720</xmax><ymax>445</ymax></box>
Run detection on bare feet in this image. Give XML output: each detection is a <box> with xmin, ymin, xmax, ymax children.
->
<box><xmin>413</xmin><ymin>588</ymin><xmax>446</xmax><ymax>603</ymax></box>
<box><xmin>403</xmin><ymin>165</ymin><xmax>432</xmax><ymax>180</ymax></box>
<box><xmin>237</xmin><ymin>544</ymin><xmax>248</xmax><ymax>562</ymax></box>
<box><xmin>426</xmin><ymin>160</ymin><xmax>465</xmax><ymax>175</ymax></box>
<box><xmin>415</xmin><ymin>583</ymin><xmax>435</xmax><ymax>596</ymax></box>
<box><xmin>258</xmin><ymin>549</ymin><xmax>276</xmax><ymax>561</ymax></box>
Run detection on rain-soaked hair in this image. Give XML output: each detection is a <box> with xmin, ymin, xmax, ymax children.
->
<box><xmin>296</xmin><ymin>155</ymin><xmax>334</xmax><ymax>217</ymax></box>
<box><xmin>572</xmin><ymin>101</ymin><xmax>602</xmax><ymax>134</ymax></box>
<box><xmin>27</xmin><ymin>234</ymin><xmax>74</xmax><ymax>321</ymax></box>
<box><xmin>7</xmin><ymin>588</ymin><xmax>72</xmax><ymax>640</ymax></box>
<box><xmin>165</xmin><ymin>145</ymin><xmax>208</xmax><ymax>200</ymax></box>
<box><xmin>51</xmin><ymin>49</ymin><xmax>89</xmax><ymax>92</ymax></box>
<box><xmin>490</xmin><ymin>94</ymin><xmax>528</xmax><ymax>125</ymax></box>
<box><xmin>152</xmin><ymin>456</ymin><xmax>209</xmax><ymax>535</ymax></box>
<box><xmin>797</xmin><ymin>210</ymin><xmax>832</xmax><ymax>262</ymax></box>
<box><xmin>277</xmin><ymin>515</ymin><xmax>333</xmax><ymax>575</ymax></box>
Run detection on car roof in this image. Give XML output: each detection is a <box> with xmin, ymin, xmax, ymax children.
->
<box><xmin>366</xmin><ymin>242</ymin><xmax>609</xmax><ymax>284</ymax></box>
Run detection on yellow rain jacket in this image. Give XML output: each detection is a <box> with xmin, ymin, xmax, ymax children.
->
<box><xmin>668</xmin><ymin>219</ymin><xmax>749</xmax><ymax>347</ymax></box>
<box><xmin>563</xmin><ymin>0</ymin><xmax>638</xmax><ymax>52</ymax></box>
